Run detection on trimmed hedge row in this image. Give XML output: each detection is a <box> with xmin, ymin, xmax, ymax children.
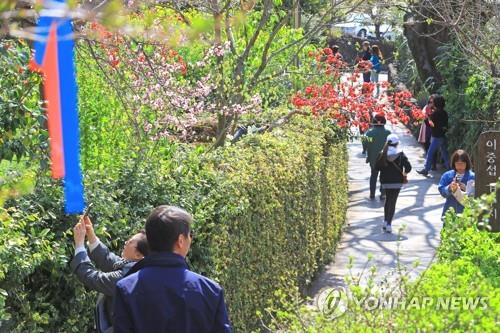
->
<box><xmin>1</xmin><ymin>116</ymin><xmax>348</xmax><ymax>332</ymax></box>
<box><xmin>206</xmin><ymin>121</ymin><xmax>348</xmax><ymax>330</ymax></box>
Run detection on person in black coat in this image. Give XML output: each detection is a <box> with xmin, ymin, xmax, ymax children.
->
<box><xmin>417</xmin><ymin>94</ymin><xmax>450</xmax><ymax>175</ymax></box>
<box><xmin>376</xmin><ymin>134</ymin><xmax>412</xmax><ymax>233</ymax></box>
<box><xmin>356</xmin><ymin>41</ymin><xmax>372</xmax><ymax>83</ymax></box>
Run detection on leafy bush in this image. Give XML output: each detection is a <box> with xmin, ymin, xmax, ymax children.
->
<box><xmin>393</xmin><ymin>41</ymin><xmax>499</xmax><ymax>154</ymax></box>
<box><xmin>0</xmin><ymin>39</ymin><xmax>45</xmax><ymax>162</ymax></box>
<box><xmin>268</xmin><ymin>191</ymin><xmax>499</xmax><ymax>332</ymax></box>
<box><xmin>435</xmin><ymin>44</ymin><xmax>500</xmax><ymax>154</ymax></box>
<box><xmin>0</xmin><ymin>115</ymin><xmax>347</xmax><ymax>332</ymax></box>
<box><xmin>205</xmin><ymin>117</ymin><xmax>348</xmax><ymax>331</ymax></box>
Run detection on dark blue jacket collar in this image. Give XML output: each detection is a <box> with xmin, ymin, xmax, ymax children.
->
<box><xmin>125</xmin><ymin>252</ymin><xmax>188</xmax><ymax>277</ymax></box>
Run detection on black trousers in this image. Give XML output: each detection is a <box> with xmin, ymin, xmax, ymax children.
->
<box><xmin>363</xmin><ymin>71</ymin><xmax>371</xmax><ymax>83</ymax></box>
<box><xmin>370</xmin><ymin>167</ymin><xmax>384</xmax><ymax>197</ymax></box>
<box><xmin>384</xmin><ymin>188</ymin><xmax>401</xmax><ymax>224</ymax></box>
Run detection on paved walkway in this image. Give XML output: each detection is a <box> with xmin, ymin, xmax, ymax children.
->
<box><xmin>309</xmin><ymin>122</ymin><xmax>445</xmax><ymax>298</ymax></box>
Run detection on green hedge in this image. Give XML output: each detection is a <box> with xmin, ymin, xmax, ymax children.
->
<box><xmin>387</xmin><ymin>194</ymin><xmax>500</xmax><ymax>332</ymax></box>
<box><xmin>206</xmin><ymin>121</ymin><xmax>348</xmax><ymax>330</ymax></box>
<box><xmin>0</xmin><ymin>116</ymin><xmax>348</xmax><ymax>332</ymax></box>
<box><xmin>271</xmin><ymin>192</ymin><xmax>499</xmax><ymax>332</ymax></box>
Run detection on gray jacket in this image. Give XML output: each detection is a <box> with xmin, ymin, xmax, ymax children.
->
<box><xmin>70</xmin><ymin>242</ymin><xmax>135</xmax><ymax>330</ymax></box>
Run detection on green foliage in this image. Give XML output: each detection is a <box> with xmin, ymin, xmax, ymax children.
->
<box><xmin>396</xmin><ymin>39</ymin><xmax>499</xmax><ymax>153</ymax></box>
<box><xmin>0</xmin><ymin>39</ymin><xmax>45</xmax><ymax>162</ymax></box>
<box><xmin>395</xmin><ymin>191</ymin><xmax>499</xmax><ymax>332</ymax></box>
<box><xmin>0</xmin><ymin>0</ymin><xmax>16</xmax><ymax>12</ymax></box>
<box><xmin>231</xmin><ymin>10</ymin><xmax>318</xmax><ymax>108</ymax></box>
<box><xmin>394</xmin><ymin>34</ymin><xmax>422</xmax><ymax>95</ymax></box>
<box><xmin>267</xmin><ymin>192</ymin><xmax>500</xmax><ymax>332</ymax></box>
<box><xmin>435</xmin><ymin>43</ymin><xmax>499</xmax><ymax>153</ymax></box>
<box><xmin>76</xmin><ymin>53</ymin><xmax>139</xmax><ymax>172</ymax></box>
<box><xmin>283</xmin><ymin>0</ymin><xmax>328</xmax><ymax>15</ymax></box>
<box><xmin>206</xmin><ymin>116</ymin><xmax>348</xmax><ymax>331</ymax></box>
<box><xmin>0</xmin><ymin>114</ymin><xmax>347</xmax><ymax>332</ymax></box>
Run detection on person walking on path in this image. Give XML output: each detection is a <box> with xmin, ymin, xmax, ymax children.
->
<box><xmin>438</xmin><ymin>149</ymin><xmax>475</xmax><ymax>218</ymax></box>
<box><xmin>362</xmin><ymin>112</ymin><xmax>391</xmax><ymax>200</ymax></box>
<box><xmin>417</xmin><ymin>95</ymin><xmax>450</xmax><ymax>175</ymax></box>
<box><xmin>370</xmin><ymin>45</ymin><xmax>383</xmax><ymax>97</ymax></box>
<box><xmin>113</xmin><ymin>205</ymin><xmax>232</xmax><ymax>333</ymax></box>
<box><xmin>417</xmin><ymin>95</ymin><xmax>437</xmax><ymax>170</ymax></box>
<box><xmin>356</xmin><ymin>41</ymin><xmax>372</xmax><ymax>83</ymax></box>
<box><xmin>375</xmin><ymin>134</ymin><xmax>412</xmax><ymax>233</ymax></box>
<box><xmin>71</xmin><ymin>216</ymin><xmax>149</xmax><ymax>333</ymax></box>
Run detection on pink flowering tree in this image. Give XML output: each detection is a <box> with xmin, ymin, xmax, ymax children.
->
<box><xmin>75</xmin><ymin>0</ymin><xmax>377</xmax><ymax>147</ymax></box>
<box><xmin>79</xmin><ymin>21</ymin><xmax>263</xmax><ymax>145</ymax></box>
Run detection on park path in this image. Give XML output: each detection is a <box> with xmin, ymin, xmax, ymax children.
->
<box><xmin>309</xmin><ymin>121</ymin><xmax>445</xmax><ymax>298</ymax></box>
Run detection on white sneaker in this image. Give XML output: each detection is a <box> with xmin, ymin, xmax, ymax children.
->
<box><xmin>382</xmin><ymin>221</ymin><xmax>387</xmax><ymax>231</ymax></box>
<box><xmin>386</xmin><ymin>224</ymin><xmax>392</xmax><ymax>233</ymax></box>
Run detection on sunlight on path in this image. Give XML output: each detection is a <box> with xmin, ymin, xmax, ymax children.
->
<box><xmin>309</xmin><ymin>121</ymin><xmax>445</xmax><ymax>299</ymax></box>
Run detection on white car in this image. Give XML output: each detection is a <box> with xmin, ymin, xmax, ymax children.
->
<box><xmin>333</xmin><ymin>13</ymin><xmax>396</xmax><ymax>40</ymax></box>
<box><xmin>333</xmin><ymin>13</ymin><xmax>372</xmax><ymax>38</ymax></box>
<box><xmin>375</xmin><ymin>24</ymin><xmax>396</xmax><ymax>41</ymax></box>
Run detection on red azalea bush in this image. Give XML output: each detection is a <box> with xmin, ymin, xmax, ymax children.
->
<box><xmin>292</xmin><ymin>48</ymin><xmax>425</xmax><ymax>132</ymax></box>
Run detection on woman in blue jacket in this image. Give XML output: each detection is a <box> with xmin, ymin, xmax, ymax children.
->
<box><xmin>438</xmin><ymin>149</ymin><xmax>475</xmax><ymax>218</ymax></box>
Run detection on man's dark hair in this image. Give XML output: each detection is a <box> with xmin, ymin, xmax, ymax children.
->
<box><xmin>433</xmin><ymin>94</ymin><xmax>445</xmax><ymax>111</ymax></box>
<box><xmin>450</xmin><ymin>149</ymin><xmax>472</xmax><ymax>171</ymax></box>
<box><xmin>145</xmin><ymin>205</ymin><xmax>193</xmax><ymax>252</ymax></box>
<box><xmin>373</xmin><ymin>113</ymin><xmax>386</xmax><ymax>125</ymax></box>
<box><xmin>135</xmin><ymin>230</ymin><xmax>150</xmax><ymax>257</ymax></box>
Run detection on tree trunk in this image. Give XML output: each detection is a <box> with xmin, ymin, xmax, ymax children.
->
<box><xmin>403</xmin><ymin>4</ymin><xmax>450</xmax><ymax>92</ymax></box>
<box><xmin>211</xmin><ymin>0</ymin><xmax>229</xmax><ymax>147</ymax></box>
<box><xmin>375</xmin><ymin>23</ymin><xmax>381</xmax><ymax>39</ymax></box>
<box><xmin>293</xmin><ymin>1</ymin><xmax>301</xmax><ymax>68</ymax></box>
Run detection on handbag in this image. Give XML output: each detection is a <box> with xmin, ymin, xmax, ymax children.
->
<box><xmin>390</xmin><ymin>157</ymin><xmax>408</xmax><ymax>184</ymax></box>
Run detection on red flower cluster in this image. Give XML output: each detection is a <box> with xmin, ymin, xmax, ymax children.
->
<box><xmin>307</xmin><ymin>48</ymin><xmax>346</xmax><ymax>78</ymax></box>
<box><xmin>291</xmin><ymin>51</ymin><xmax>422</xmax><ymax>130</ymax></box>
<box><xmin>87</xmin><ymin>22</ymin><xmax>188</xmax><ymax>74</ymax></box>
<box><xmin>357</xmin><ymin>60</ymin><xmax>372</xmax><ymax>73</ymax></box>
<box><xmin>89</xmin><ymin>22</ymin><xmax>122</xmax><ymax>68</ymax></box>
<box><xmin>389</xmin><ymin>90</ymin><xmax>425</xmax><ymax>125</ymax></box>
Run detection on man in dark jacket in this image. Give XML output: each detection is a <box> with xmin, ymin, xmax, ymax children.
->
<box><xmin>363</xmin><ymin>112</ymin><xmax>391</xmax><ymax>200</ymax></box>
<box><xmin>71</xmin><ymin>216</ymin><xmax>149</xmax><ymax>333</ymax></box>
<box><xmin>113</xmin><ymin>205</ymin><xmax>232</xmax><ymax>333</ymax></box>
<box><xmin>417</xmin><ymin>95</ymin><xmax>450</xmax><ymax>175</ymax></box>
